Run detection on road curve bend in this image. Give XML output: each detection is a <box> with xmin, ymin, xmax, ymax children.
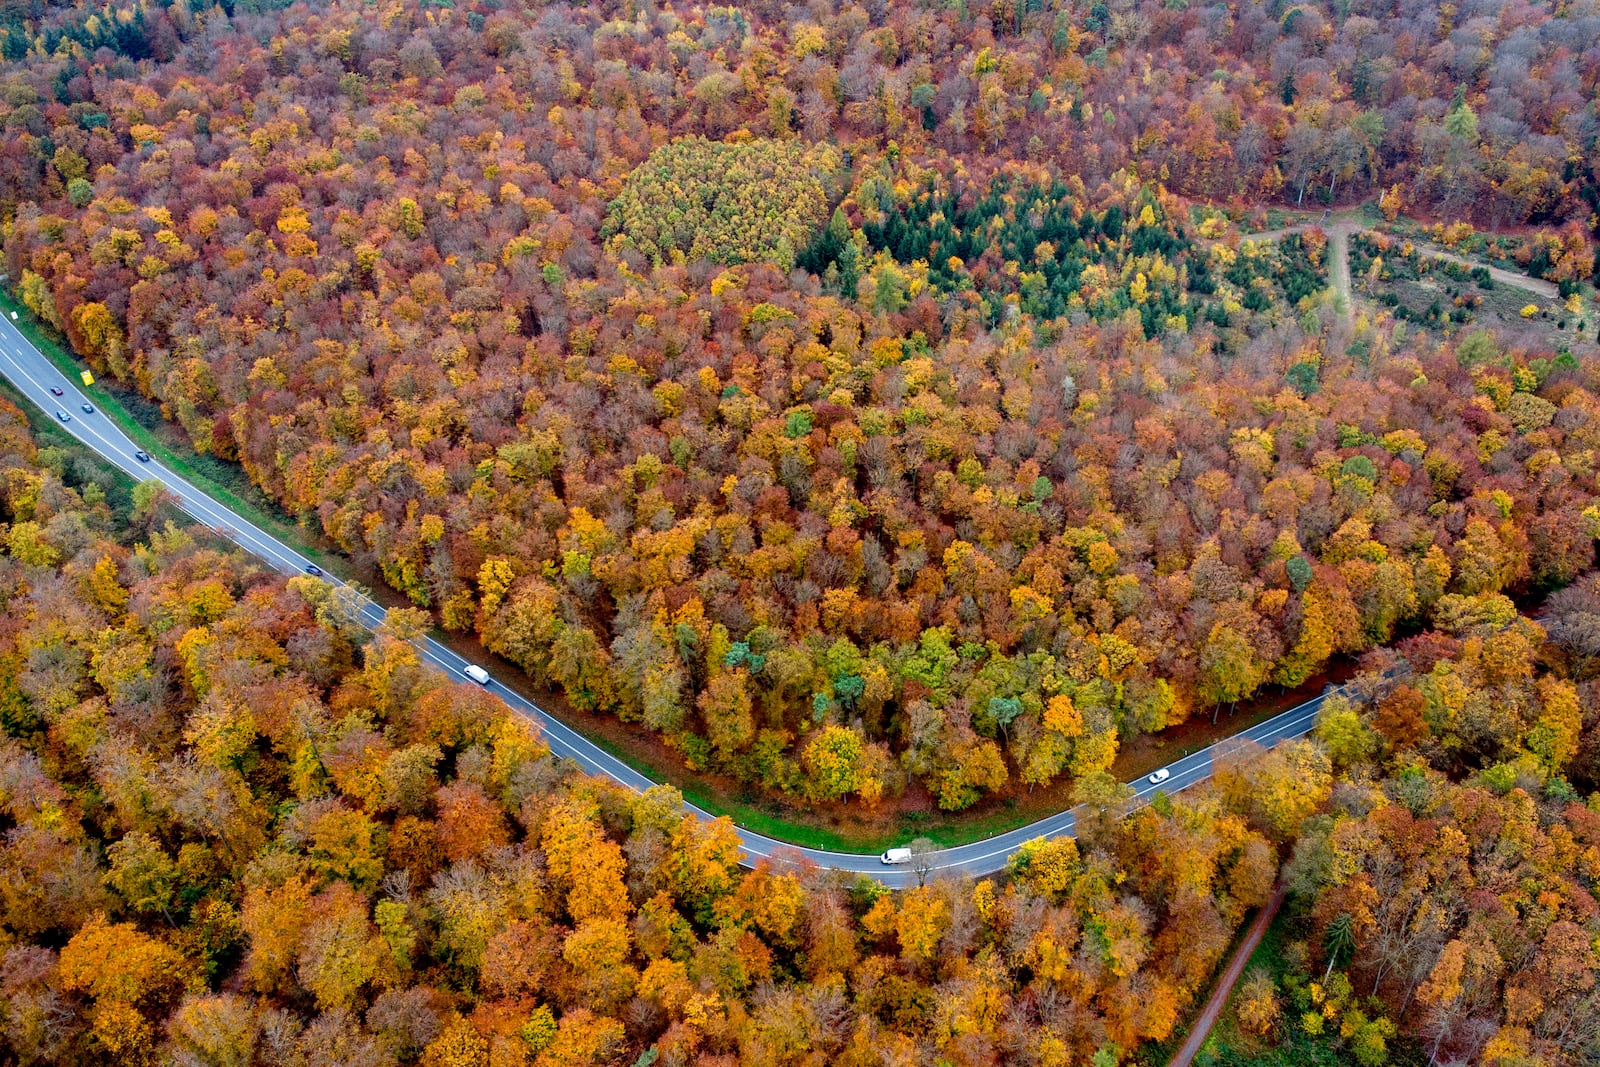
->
<box><xmin>0</xmin><ymin>312</ymin><xmax>1332</xmax><ymax>887</ymax></box>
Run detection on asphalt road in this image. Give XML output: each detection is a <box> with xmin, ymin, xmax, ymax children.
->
<box><xmin>0</xmin><ymin>311</ymin><xmax>1334</xmax><ymax>887</ymax></box>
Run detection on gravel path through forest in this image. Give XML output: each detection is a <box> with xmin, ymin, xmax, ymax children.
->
<box><xmin>1240</xmin><ymin>211</ymin><xmax>1561</xmax><ymax>332</ymax></box>
<box><xmin>1167</xmin><ymin>880</ymin><xmax>1289</xmax><ymax>1067</ymax></box>
<box><xmin>1401</xmin><ymin>239</ymin><xmax>1560</xmax><ymax>298</ymax></box>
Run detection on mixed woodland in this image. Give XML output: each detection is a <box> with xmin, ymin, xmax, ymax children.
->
<box><xmin>4</xmin><ymin>0</ymin><xmax>1599</xmax><ymax>814</ymax></box>
<box><xmin>2</xmin><ymin>0</ymin><xmax>1600</xmax><ymax>1059</ymax></box>
<box><xmin>0</xmin><ymin>395</ymin><xmax>1282</xmax><ymax>1065</ymax></box>
<box><xmin>3</xmin><ymin>362</ymin><xmax>1600</xmax><ymax>1064</ymax></box>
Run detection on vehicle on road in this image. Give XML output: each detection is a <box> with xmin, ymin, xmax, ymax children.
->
<box><xmin>80</xmin><ymin>403</ymin><xmax>94</xmax><ymax>414</ymax></box>
<box><xmin>304</xmin><ymin>564</ymin><xmax>323</xmax><ymax>576</ymax></box>
<box><xmin>49</xmin><ymin>387</ymin><xmax>62</xmax><ymax>396</ymax></box>
<box><xmin>0</xmin><ymin>262</ymin><xmax>1344</xmax><ymax>885</ymax></box>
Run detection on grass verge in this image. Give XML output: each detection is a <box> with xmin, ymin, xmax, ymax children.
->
<box><xmin>0</xmin><ymin>289</ymin><xmax>335</xmax><ymax>570</ymax></box>
<box><xmin>1158</xmin><ymin>905</ymin><xmax>1427</xmax><ymax>1067</ymax></box>
<box><xmin>0</xmin><ymin>370</ymin><xmax>147</xmax><ymax>524</ymax></box>
<box><xmin>0</xmin><ymin>290</ymin><xmax>1343</xmax><ymax>857</ymax></box>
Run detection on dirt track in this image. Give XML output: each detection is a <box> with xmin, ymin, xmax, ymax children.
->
<box><xmin>1167</xmin><ymin>881</ymin><xmax>1288</xmax><ymax>1067</ymax></box>
<box><xmin>1403</xmin><ymin>240</ymin><xmax>1559</xmax><ymax>298</ymax></box>
<box><xmin>1240</xmin><ymin>213</ymin><xmax>1560</xmax><ymax>329</ymax></box>
<box><xmin>1238</xmin><ymin>215</ymin><xmax>1361</xmax><ymax>330</ymax></box>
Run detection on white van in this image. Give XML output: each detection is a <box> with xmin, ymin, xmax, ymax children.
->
<box><xmin>881</xmin><ymin>847</ymin><xmax>913</xmax><ymax>865</ymax></box>
<box><xmin>463</xmin><ymin>664</ymin><xmax>491</xmax><ymax>685</ymax></box>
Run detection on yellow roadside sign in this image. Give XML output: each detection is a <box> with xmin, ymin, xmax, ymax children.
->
<box><xmin>80</xmin><ymin>370</ymin><xmax>94</xmax><ymax>386</ymax></box>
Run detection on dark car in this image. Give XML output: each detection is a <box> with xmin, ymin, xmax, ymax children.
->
<box><xmin>81</xmin><ymin>403</ymin><xmax>94</xmax><ymax>414</ymax></box>
<box><xmin>49</xmin><ymin>387</ymin><xmax>63</xmax><ymax>396</ymax></box>
<box><xmin>55</xmin><ymin>410</ymin><xmax>71</xmax><ymax>423</ymax></box>
<box><xmin>305</xmin><ymin>564</ymin><xmax>323</xmax><ymax>576</ymax></box>
<box><xmin>134</xmin><ymin>450</ymin><xmax>151</xmax><ymax>463</ymax></box>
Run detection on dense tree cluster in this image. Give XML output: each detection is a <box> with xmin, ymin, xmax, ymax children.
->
<box><xmin>603</xmin><ymin>137</ymin><xmax>839</xmax><ymax>271</ymax></box>
<box><xmin>0</xmin><ymin>398</ymin><xmax>1287</xmax><ymax>1066</ymax></box>
<box><xmin>1</xmin><ymin>0</ymin><xmax>1599</xmax><ymax>1059</ymax></box>
<box><xmin>0</xmin><ymin>0</ymin><xmax>1597</xmax><ymax>819</ymax></box>
<box><xmin>1197</xmin><ymin>584</ymin><xmax>1600</xmax><ymax>1064</ymax></box>
<box><xmin>801</xmin><ymin>167</ymin><xmax>1327</xmax><ymax>333</ymax></box>
<box><xmin>1288</xmin><ymin>778</ymin><xmax>1600</xmax><ymax>1065</ymax></box>
<box><xmin>3</xmin><ymin>0</ymin><xmax>1599</xmax><ymax>229</ymax></box>
<box><xmin>7</xmin><ymin>391</ymin><xmax>1600</xmax><ymax>1064</ymax></box>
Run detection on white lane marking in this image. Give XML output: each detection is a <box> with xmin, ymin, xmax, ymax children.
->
<box><xmin>0</xmin><ymin>334</ymin><xmax>310</xmax><ymax>567</ymax></box>
<box><xmin>754</xmin><ymin>697</ymin><xmax>1327</xmax><ymax>873</ymax></box>
<box><xmin>910</xmin><ymin>701</ymin><xmax>1328</xmax><ymax>871</ymax></box>
<box><xmin>0</xmin><ymin>349</ymin><xmax>327</xmax><ymax>587</ymax></box>
<box><xmin>0</xmin><ymin>322</ymin><xmax>1340</xmax><ymax>878</ymax></box>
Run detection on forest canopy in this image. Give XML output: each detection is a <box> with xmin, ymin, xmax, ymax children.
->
<box><xmin>0</xmin><ymin>396</ymin><xmax>1283</xmax><ymax>1066</ymax></box>
<box><xmin>5</xmin><ymin>390</ymin><xmax>1599</xmax><ymax>1064</ymax></box>
<box><xmin>604</xmin><ymin>137</ymin><xmax>840</xmax><ymax>271</ymax></box>
<box><xmin>0</xmin><ymin>0</ymin><xmax>1597</xmax><ymax>819</ymax></box>
<box><xmin>2</xmin><ymin>0</ymin><xmax>1600</xmax><ymax>1059</ymax></box>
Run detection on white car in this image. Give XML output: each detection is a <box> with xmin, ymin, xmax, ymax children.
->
<box><xmin>1148</xmin><ymin>768</ymin><xmax>1171</xmax><ymax>785</ymax></box>
<box><xmin>463</xmin><ymin>664</ymin><xmax>491</xmax><ymax>685</ymax></box>
<box><xmin>880</xmin><ymin>847</ymin><xmax>913</xmax><ymax>865</ymax></box>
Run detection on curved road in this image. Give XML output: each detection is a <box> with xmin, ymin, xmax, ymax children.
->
<box><xmin>0</xmin><ymin>311</ymin><xmax>1334</xmax><ymax>887</ymax></box>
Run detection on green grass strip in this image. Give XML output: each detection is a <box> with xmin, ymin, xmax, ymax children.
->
<box><xmin>0</xmin><ymin>289</ymin><xmax>1300</xmax><ymax>859</ymax></box>
<box><xmin>0</xmin><ymin>289</ymin><xmax>336</xmax><ymax>572</ymax></box>
<box><xmin>555</xmin><ymin>721</ymin><xmax>1040</xmax><ymax>853</ymax></box>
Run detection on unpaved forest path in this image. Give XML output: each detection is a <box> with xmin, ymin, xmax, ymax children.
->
<box><xmin>1402</xmin><ymin>240</ymin><xmax>1559</xmax><ymax>298</ymax></box>
<box><xmin>1327</xmin><ymin>225</ymin><xmax>1354</xmax><ymax>331</ymax></box>
<box><xmin>1239</xmin><ymin>209</ymin><xmax>1560</xmax><ymax>334</ymax></box>
<box><xmin>1238</xmin><ymin>212</ymin><xmax>1361</xmax><ymax>331</ymax></box>
<box><xmin>1167</xmin><ymin>880</ymin><xmax>1289</xmax><ymax>1067</ymax></box>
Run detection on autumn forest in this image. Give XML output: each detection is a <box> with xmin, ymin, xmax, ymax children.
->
<box><xmin>3</xmin><ymin>0</ymin><xmax>1600</xmax><ymax>1060</ymax></box>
